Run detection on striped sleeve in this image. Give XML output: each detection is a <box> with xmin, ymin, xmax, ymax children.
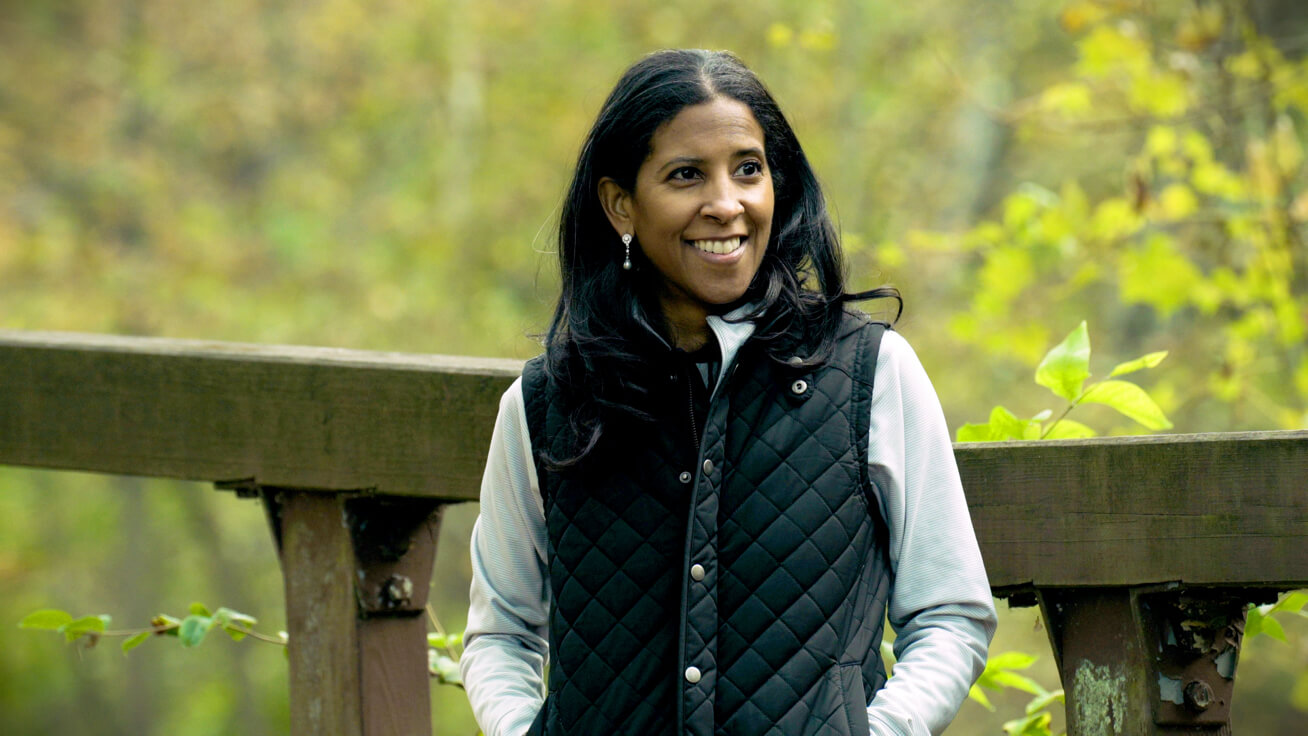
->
<box><xmin>865</xmin><ymin>331</ymin><xmax>998</xmax><ymax>735</ymax></box>
<box><xmin>460</xmin><ymin>377</ymin><xmax>550</xmax><ymax>736</ymax></box>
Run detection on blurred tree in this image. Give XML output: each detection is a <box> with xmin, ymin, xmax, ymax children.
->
<box><xmin>1</xmin><ymin>0</ymin><xmax>1305</xmax><ymax>734</ymax></box>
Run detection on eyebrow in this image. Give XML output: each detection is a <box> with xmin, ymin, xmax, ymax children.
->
<box><xmin>655</xmin><ymin>148</ymin><xmax>766</xmax><ymax>175</ymax></box>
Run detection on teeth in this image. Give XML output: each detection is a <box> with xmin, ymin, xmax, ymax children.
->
<box><xmin>692</xmin><ymin>237</ymin><xmax>743</xmax><ymax>255</ymax></box>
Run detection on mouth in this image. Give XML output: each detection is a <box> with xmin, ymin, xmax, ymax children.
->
<box><xmin>687</xmin><ymin>236</ymin><xmax>746</xmax><ymax>256</ymax></box>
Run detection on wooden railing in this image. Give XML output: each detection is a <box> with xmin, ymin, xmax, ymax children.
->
<box><xmin>3</xmin><ymin>329</ymin><xmax>1306</xmax><ymax>735</ymax></box>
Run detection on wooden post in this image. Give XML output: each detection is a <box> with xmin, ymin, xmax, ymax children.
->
<box><xmin>1039</xmin><ymin>587</ymin><xmax>1253</xmax><ymax>736</ymax></box>
<box><xmin>267</xmin><ymin>490</ymin><xmax>443</xmax><ymax>736</ymax></box>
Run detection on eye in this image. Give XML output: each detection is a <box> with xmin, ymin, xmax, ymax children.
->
<box><xmin>736</xmin><ymin>160</ymin><xmax>765</xmax><ymax>177</ymax></box>
<box><xmin>668</xmin><ymin>166</ymin><xmax>702</xmax><ymax>182</ymax></box>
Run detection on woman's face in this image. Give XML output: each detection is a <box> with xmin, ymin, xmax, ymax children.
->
<box><xmin>601</xmin><ymin>96</ymin><xmax>774</xmax><ymax>336</ymax></box>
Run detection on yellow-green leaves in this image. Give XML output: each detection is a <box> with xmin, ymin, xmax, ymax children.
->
<box><xmin>1036</xmin><ymin>321</ymin><xmax>1091</xmax><ymax>402</ymax></box>
<box><xmin>1246</xmin><ymin>591</ymin><xmax>1308</xmax><ymax>643</ymax></box>
<box><xmin>957</xmin><ymin>322</ymin><xmax>1172</xmax><ymax>441</ymax></box>
<box><xmin>968</xmin><ymin>651</ymin><xmax>1065</xmax><ymax>736</ymax></box>
<box><xmin>18</xmin><ymin>609</ymin><xmax>74</xmax><ymax>631</ymax></box>
<box><xmin>19</xmin><ymin>609</ymin><xmax>111</xmax><ymax>645</ymax></box>
<box><xmin>1109</xmin><ymin>351</ymin><xmax>1168</xmax><ymax>378</ymax></box>
<box><xmin>20</xmin><ymin>603</ymin><xmax>263</xmax><ymax>653</ymax></box>
<box><xmin>1081</xmin><ymin>380</ymin><xmax>1174</xmax><ymax>430</ymax></box>
<box><xmin>957</xmin><ymin>407</ymin><xmax>1044</xmax><ymax>442</ymax></box>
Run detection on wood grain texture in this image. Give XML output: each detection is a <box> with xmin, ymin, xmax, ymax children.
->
<box><xmin>3</xmin><ymin>331</ymin><xmax>1306</xmax><ymax>593</ymax></box>
<box><xmin>0</xmin><ymin>330</ymin><xmax>522</xmax><ymax>501</ymax></box>
<box><xmin>957</xmin><ymin>431</ymin><xmax>1308</xmax><ymax>593</ymax></box>
<box><xmin>279</xmin><ymin>491</ymin><xmax>362</xmax><ymax>736</ymax></box>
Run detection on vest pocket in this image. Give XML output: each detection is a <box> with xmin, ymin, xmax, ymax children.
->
<box><xmin>839</xmin><ymin>662</ymin><xmax>870</xmax><ymax>736</ymax></box>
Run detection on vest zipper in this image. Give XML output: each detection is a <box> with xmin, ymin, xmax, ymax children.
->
<box><xmin>687</xmin><ymin>373</ymin><xmax>700</xmax><ymax>453</ymax></box>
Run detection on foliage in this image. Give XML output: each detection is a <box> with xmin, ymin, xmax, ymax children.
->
<box><xmin>19</xmin><ymin>603</ymin><xmax>277</xmax><ymax>653</ymax></box>
<box><xmin>917</xmin><ymin>0</ymin><xmax>1308</xmax><ymax>435</ymax></box>
<box><xmin>957</xmin><ymin>321</ymin><xmax>1171</xmax><ymax>441</ymax></box>
<box><xmin>968</xmin><ymin>651</ymin><xmax>1066</xmax><ymax>736</ymax></box>
<box><xmin>1247</xmin><ymin>590</ymin><xmax>1308</xmax><ymax>643</ymax></box>
<box><xmin>2</xmin><ymin>0</ymin><xmax>1307</xmax><ymax>733</ymax></box>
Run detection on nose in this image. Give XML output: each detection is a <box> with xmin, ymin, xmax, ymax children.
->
<box><xmin>699</xmin><ymin>176</ymin><xmax>746</xmax><ymax>223</ymax></box>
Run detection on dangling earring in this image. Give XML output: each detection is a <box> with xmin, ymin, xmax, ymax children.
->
<box><xmin>621</xmin><ymin>233</ymin><xmax>633</xmax><ymax>271</ymax></box>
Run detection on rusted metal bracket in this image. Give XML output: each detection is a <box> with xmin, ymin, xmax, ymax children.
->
<box><xmin>1037</xmin><ymin>586</ymin><xmax>1280</xmax><ymax>735</ymax></box>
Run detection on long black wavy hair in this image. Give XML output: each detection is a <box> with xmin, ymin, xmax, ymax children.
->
<box><xmin>544</xmin><ymin>49</ymin><xmax>899</xmax><ymax>466</ymax></box>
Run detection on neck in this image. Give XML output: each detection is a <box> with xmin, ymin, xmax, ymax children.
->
<box><xmin>660</xmin><ymin>302</ymin><xmax>710</xmax><ymax>351</ymax></box>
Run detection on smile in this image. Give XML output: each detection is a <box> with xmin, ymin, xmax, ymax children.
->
<box><xmin>688</xmin><ymin>236</ymin><xmax>745</xmax><ymax>255</ymax></box>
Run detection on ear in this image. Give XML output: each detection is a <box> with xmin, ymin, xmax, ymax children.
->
<box><xmin>597</xmin><ymin>177</ymin><xmax>634</xmax><ymax>237</ymax></box>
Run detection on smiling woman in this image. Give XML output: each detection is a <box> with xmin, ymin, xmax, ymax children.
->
<box><xmin>598</xmin><ymin>97</ymin><xmax>774</xmax><ymax>349</ymax></box>
<box><xmin>461</xmin><ymin>49</ymin><xmax>997</xmax><ymax>736</ymax></box>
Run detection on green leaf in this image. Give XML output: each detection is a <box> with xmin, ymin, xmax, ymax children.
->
<box><xmin>989</xmin><ymin>406</ymin><xmax>1035</xmax><ymax>440</ymax></box>
<box><xmin>1043</xmin><ymin>419</ymin><xmax>1097</xmax><ymax>439</ymax></box>
<box><xmin>987</xmin><ymin>651</ymin><xmax>1039</xmax><ymax>670</ymax></box>
<box><xmin>189</xmin><ymin>602</ymin><xmax>212</xmax><ymax>617</ymax></box>
<box><xmin>1036</xmin><ymin>322</ymin><xmax>1091</xmax><ymax>401</ymax></box>
<box><xmin>428</xmin><ymin>633</ymin><xmax>448</xmax><ymax>649</ymax></box>
<box><xmin>1025</xmin><ymin>689</ymin><xmax>1065</xmax><ymax>715</ymax></box>
<box><xmin>214</xmin><ymin>607</ymin><xmax>256</xmax><ymax>641</ymax></box>
<box><xmin>19</xmin><ymin>609</ymin><xmax>74</xmax><ymax>631</ymax></box>
<box><xmin>1080</xmin><ymin>380</ymin><xmax>1173</xmax><ymax>430</ymax></box>
<box><xmin>990</xmin><ymin>670</ymin><xmax>1047</xmax><ymax>696</ymax></box>
<box><xmin>151</xmin><ymin>614</ymin><xmax>182</xmax><ymax>636</ymax></box>
<box><xmin>178</xmin><ymin>615</ymin><xmax>215</xmax><ymax>648</ymax></box>
<box><xmin>429</xmin><ymin>653</ymin><xmax>462</xmax><ymax>686</ymax></box>
<box><xmin>62</xmin><ymin>615</ymin><xmax>110</xmax><ymax>643</ymax></box>
<box><xmin>968</xmin><ymin>683</ymin><xmax>995</xmax><ymax>711</ymax></box>
<box><xmin>448</xmin><ymin>632</ymin><xmax>463</xmax><ymax>648</ymax></box>
<box><xmin>1271</xmin><ymin>591</ymin><xmax>1308</xmax><ymax>614</ymax></box>
<box><xmin>957</xmin><ymin>422</ymin><xmax>1001</xmax><ymax>442</ymax></box>
<box><xmin>122</xmin><ymin>631</ymin><xmax>152</xmax><ymax>653</ymax></box>
<box><xmin>1261</xmin><ymin>615</ymin><xmax>1287</xmax><ymax>642</ymax></box>
<box><xmin>1003</xmin><ymin>710</ymin><xmax>1053</xmax><ymax>736</ymax></box>
<box><xmin>1246</xmin><ymin>607</ymin><xmax>1265</xmax><ymax>638</ymax></box>
<box><xmin>880</xmin><ymin>640</ymin><xmax>896</xmax><ymax>676</ymax></box>
<box><xmin>1108</xmin><ymin>351</ymin><xmax>1169</xmax><ymax>378</ymax></box>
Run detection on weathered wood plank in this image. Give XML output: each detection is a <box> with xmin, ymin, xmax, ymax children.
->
<box><xmin>0</xmin><ymin>330</ymin><xmax>521</xmax><ymax>501</ymax></box>
<box><xmin>958</xmin><ymin>431</ymin><xmax>1308</xmax><ymax>593</ymax></box>
<box><xmin>3</xmin><ymin>330</ymin><xmax>1306</xmax><ymax>593</ymax></box>
<box><xmin>279</xmin><ymin>491</ymin><xmax>362</xmax><ymax>736</ymax></box>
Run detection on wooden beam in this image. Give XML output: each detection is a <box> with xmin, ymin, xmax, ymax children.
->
<box><xmin>269</xmin><ymin>492</ymin><xmax>443</xmax><ymax>736</ymax></box>
<box><xmin>3</xmin><ymin>330</ymin><xmax>1306</xmax><ymax>593</ymax></box>
<box><xmin>958</xmin><ymin>431</ymin><xmax>1308</xmax><ymax>593</ymax></box>
<box><xmin>278</xmin><ymin>491</ymin><xmax>363</xmax><ymax>736</ymax></box>
<box><xmin>0</xmin><ymin>330</ymin><xmax>521</xmax><ymax>501</ymax></box>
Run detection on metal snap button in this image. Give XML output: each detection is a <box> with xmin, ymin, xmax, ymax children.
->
<box><xmin>690</xmin><ymin>564</ymin><xmax>705</xmax><ymax>581</ymax></box>
<box><xmin>678</xmin><ymin>471</ymin><xmax>692</xmax><ymax>484</ymax></box>
<box><xmin>791</xmin><ymin>379</ymin><xmax>808</xmax><ymax>395</ymax></box>
<box><xmin>702</xmin><ymin>459</ymin><xmax>714</xmax><ymax>474</ymax></box>
<box><xmin>684</xmin><ymin>666</ymin><xmax>702</xmax><ymax>684</ymax></box>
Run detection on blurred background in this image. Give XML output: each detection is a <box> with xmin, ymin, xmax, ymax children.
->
<box><xmin>2</xmin><ymin>0</ymin><xmax>1306</xmax><ymax>733</ymax></box>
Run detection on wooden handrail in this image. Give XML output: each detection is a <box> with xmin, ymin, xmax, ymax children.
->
<box><xmin>0</xmin><ymin>329</ymin><xmax>521</xmax><ymax>499</ymax></box>
<box><xmin>3</xmin><ymin>329</ymin><xmax>1307</xmax><ymax>735</ymax></box>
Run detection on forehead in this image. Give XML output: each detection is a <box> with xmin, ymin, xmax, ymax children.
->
<box><xmin>647</xmin><ymin>97</ymin><xmax>765</xmax><ymax>159</ymax></box>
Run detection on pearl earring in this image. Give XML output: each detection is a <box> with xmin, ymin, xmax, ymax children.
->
<box><xmin>621</xmin><ymin>233</ymin><xmax>633</xmax><ymax>271</ymax></box>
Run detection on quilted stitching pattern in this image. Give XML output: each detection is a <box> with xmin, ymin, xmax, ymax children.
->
<box><xmin>524</xmin><ymin>317</ymin><xmax>890</xmax><ymax>736</ymax></box>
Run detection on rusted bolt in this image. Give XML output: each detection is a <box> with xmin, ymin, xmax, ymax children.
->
<box><xmin>380</xmin><ymin>574</ymin><xmax>414</xmax><ymax>609</ymax></box>
<box><xmin>1183</xmin><ymin>679</ymin><xmax>1214</xmax><ymax>712</ymax></box>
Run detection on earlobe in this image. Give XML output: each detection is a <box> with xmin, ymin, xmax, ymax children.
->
<box><xmin>597</xmin><ymin>177</ymin><xmax>633</xmax><ymax>236</ymax></box>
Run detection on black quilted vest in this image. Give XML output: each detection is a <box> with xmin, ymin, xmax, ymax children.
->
<box><xmin>522</xmin><ymin>314</ymin><xmax>890</xmax><ymax>736</ymax></box>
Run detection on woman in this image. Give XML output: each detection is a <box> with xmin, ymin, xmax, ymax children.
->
<box><xmin>462</xmin><ymin>49</ymin><xmax>995</xmax><ymax>736</ymax></box>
